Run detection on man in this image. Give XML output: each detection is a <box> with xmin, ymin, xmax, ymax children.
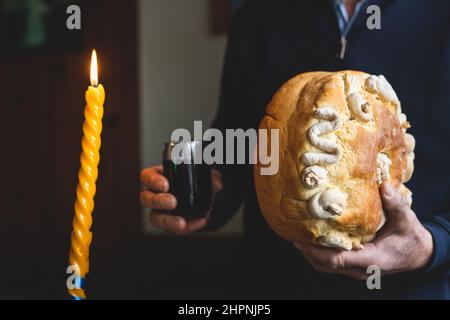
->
<box><xmin>140</xmin><ymin>0</ymin><xmax>449</xmax><ymax>299</ymax></box>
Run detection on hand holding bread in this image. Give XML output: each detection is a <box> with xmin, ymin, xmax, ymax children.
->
<box><xmin>295</xmin><ymin>182</ymin><xmax>433</xmax><ymax>279</ymax></box>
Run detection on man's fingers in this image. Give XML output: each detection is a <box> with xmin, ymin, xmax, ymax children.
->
<box><xmin>149</xmin><ymin>212</ymin><xmax>207</xmax><ymax>235</ymax></box>
<box><xmin>186</xmin><ymin>218</ymin><xmax>208</xmax><ymax>232</ymax></box>
<box><xmin>140</xmin><ymin>166</ymin><xmax>169</xmax><ymax>192</ymax></box>
<box><xmin>140</xmin><ymin>190</ymin><xmax>177</xmax><ymax>210</ymax></box>
<box><xmin>149</xmin><ymin>212</ymin><xmax>184</xmax><ymax>232</ymax></box>
<box><xmin>332</xmin><ymin>268</ymin><xmax>369</xmax><ymax>281</ymax></box>
<box><xmin>211</xmin><ymin>169</ymin><xmax>223</xmax><ymax>193</ymax></box>
<box><xmin>295</xmin><ymin>243</ymin><xmax>348</xmax><ymax>269</ymax></box>
<box><xmin>295</xmin><ymin>243</ymin><xmax>377</xmax><ymax>270</ymax></box>
<box><xmin>297</xmin><ymin>244</ymin><xmax>373</xmax><ymax>280</ymax></box>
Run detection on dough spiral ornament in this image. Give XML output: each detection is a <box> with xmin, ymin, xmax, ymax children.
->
<box><xmin>300</xmin><ymin>107</ymin><xmax>347</xmax><ymax>221</ymax></box>
<box><xmin>68</xmin><ymin>50</ymin><xmax>105</xmax><ymax>300</ymax></box>
<box><xmin>302</xmin><ymin>107</ymin><xmax>343</xmax><ymax>166</ymax></box>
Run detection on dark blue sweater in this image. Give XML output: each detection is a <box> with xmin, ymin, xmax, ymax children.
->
<box><xmin>211</xmin><ymin>0</ymin><xmax>450</xmax><ymax>299</ymax></box>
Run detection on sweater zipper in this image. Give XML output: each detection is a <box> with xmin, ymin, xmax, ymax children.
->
<box><xmin>339</xmin><ymin>36</ymin><xmax>348</xmax><ymax>60</ymax></box>
<box><xmin>336</xmin><ymin>0</ymin><xmax>368</xmax><ymax>60</ymax></box>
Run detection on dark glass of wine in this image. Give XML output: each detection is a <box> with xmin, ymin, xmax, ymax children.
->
<box><xmin>162</xmin><ymin>141</ymin><xmax>213</xmax><ymax>221</ymax></box>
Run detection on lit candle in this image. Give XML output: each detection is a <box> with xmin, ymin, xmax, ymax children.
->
<box><xmin>68</xmin><ymin>50</ymin><xmax>106</xmax><ymax>300</ymax></box>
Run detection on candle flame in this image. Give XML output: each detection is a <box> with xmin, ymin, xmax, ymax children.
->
<box><xmin>90</xmin><ymin>49</ymin><xmax>99</xmax><ymax>87</ymax></box>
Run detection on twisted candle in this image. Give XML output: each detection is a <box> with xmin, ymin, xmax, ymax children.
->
<box><xmin>68</xmin><ymin>50</ymin><xmax>105</xmax><ymax>300</ymax></box>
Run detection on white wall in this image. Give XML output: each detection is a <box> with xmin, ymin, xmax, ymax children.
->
<box><xmin>139</xmin><ymin>0</ymin><xmax>242</xmax><ymax>234</ymax></box>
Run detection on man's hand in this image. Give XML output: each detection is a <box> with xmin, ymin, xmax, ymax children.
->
<box><xmin>140</xmin><ymin>165</ymin><xmax>223</xmax><ymax>235</ymax></box>
<box><xmin>295</xmin><ymin>182</ymin><xmax>434</xmax><ymax>280</ymax></box>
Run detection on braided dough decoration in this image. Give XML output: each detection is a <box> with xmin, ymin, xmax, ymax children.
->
<box><xmin>254</xmin><ymin>71</ymin><xmax>415</xmax><ymax>251</ymax></box>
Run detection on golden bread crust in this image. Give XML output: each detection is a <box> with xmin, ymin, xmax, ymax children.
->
<box><xmin>254</xmin><ymin>71</ymin><xmax>414</xmax><ymax>250</ymax></box>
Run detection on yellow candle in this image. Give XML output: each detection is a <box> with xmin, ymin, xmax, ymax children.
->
<box><xmin>68</xmin><ymin>50</ymin><xmax>105</xmax><ymax>300</ymax></box>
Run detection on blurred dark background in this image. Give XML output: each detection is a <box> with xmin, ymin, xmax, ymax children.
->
<box><xmin>0</xmin><ymin>0</ymin><xmax>244</xmax><ymax>299</ymax></box>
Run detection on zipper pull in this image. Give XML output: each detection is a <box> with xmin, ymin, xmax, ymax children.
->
<box><xmin>339</xmin><ymin>36</ymin><xmax>347</xmax><ymax>60</ymax></box>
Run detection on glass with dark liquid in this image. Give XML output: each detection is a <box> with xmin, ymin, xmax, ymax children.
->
<box><xmin>163</xmin><ymin>141</ymin><xmax>213</xmax><ymax>221</ymax></box>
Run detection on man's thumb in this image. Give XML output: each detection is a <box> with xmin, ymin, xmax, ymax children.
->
<box><xmin>380</xmin><ymin>182</ymin><xmax>411</xmax><ymax>220</ymax></box>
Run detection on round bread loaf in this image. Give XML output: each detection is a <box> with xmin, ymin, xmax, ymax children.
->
<box><xmin>254</xmin><ymin>71</ymin><xmax>415</xmax><ymax>250</ymax></box>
